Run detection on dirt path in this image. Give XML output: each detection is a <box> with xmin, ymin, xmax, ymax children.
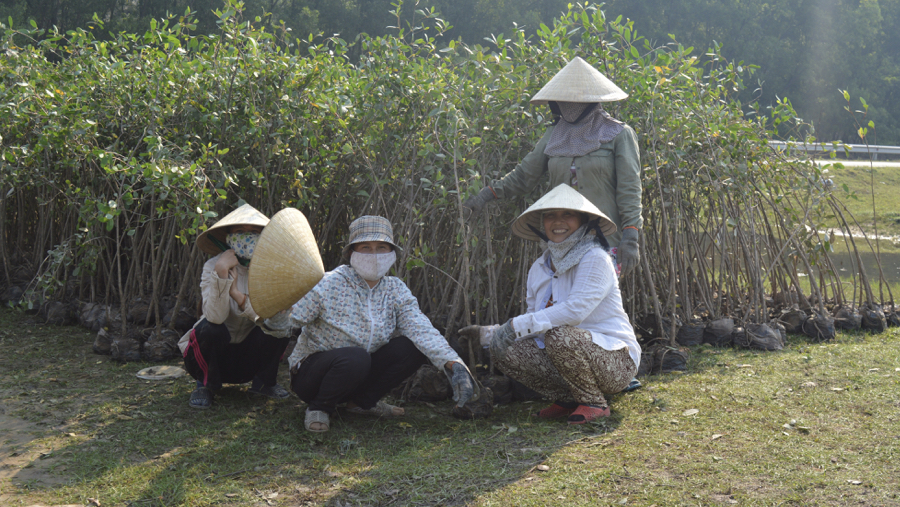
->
<box><xmin>0</xmin><ymin>410</ymin><xmax>69</xmax><ymax>503</ymax></box>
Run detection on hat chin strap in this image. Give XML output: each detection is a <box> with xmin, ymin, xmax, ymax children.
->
<box><xmin>530</xmin><ymin>218</ymin><xmax>611</xmax><ymax>250</ymax></box>
<box><xmin>585</xmin><ymin>218</ymin><xmax>611</xmax><ymax>250</ymax></box>
<box><xmin>527</xmin><ymin>223</ymin><xmax>550</xmax><ymax>243</ymax></box>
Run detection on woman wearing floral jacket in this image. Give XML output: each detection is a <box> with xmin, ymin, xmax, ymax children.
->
<box><xmin>288</xmin><ymin>215</ymin><xmax>478</xmax><ymax>432</ymax></box>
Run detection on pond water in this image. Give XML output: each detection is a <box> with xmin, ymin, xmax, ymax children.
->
<box><xmin>826</xmin><ymin>238</ymin><xmax>900</xmax><ymax>287</ymax></box>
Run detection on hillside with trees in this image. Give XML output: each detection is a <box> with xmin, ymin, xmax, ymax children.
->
<box><xmin>3</xmin><ymin>0</ymin><xmax>893</xmax><ymax>364</ymax></box>
<box><xmin>1</xmin><ymin>0</ymin><xmax>897</xmax><ymax>144</ymax></box>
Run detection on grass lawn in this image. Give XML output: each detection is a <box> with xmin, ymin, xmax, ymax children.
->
<box><xmin>1</xmin><ymin>309</ymin><xmax>899</xmax><ymax>506</ymax></box>
<box><xmin>821</xmin><ymin>162</ymin><xmax>900</xmax><ymax>239</ymax></box>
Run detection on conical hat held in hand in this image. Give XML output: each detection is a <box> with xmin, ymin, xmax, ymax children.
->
<box><xmin>249</xmin><ymin>208</ymin><xmax>325</xmax><ymax>320</ymax></box>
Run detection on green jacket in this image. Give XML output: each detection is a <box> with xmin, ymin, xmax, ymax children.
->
<box><xmin>491</xmin><ymin>124</ymin><xmax>643</xmax><ymax>246</ymax></box>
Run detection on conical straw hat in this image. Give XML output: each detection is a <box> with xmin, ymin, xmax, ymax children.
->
<box><xmin>197</xmin><ymin>204</ymin><xmax>270</xmax><ymax>256</ymax></box>
<box><xmin>512</xmin><ymin>183</ymin><xmax>617</xmax><ymax>242</ymax></box>
<box><xmin>530</xmin><ymin>57</ymin><xmax>628</xmax><ymax>105</ymax></box>
<box><xmin>248</xmin><ymin>208</ymin><xmax>324</xmax><ymax>319</ymax></box>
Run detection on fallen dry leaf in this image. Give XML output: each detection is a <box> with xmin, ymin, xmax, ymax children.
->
<box><xmin>711</xmin><ymin>434</ymin><xmax>723</xmax><ymax>440</ymax></box>
<box><xmin>536</xmin><ymin>464</ymin><xmax>550</xmax><ymax>471</ymax></box>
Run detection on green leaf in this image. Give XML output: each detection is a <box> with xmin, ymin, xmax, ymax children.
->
<box><xmin>405</xmin><ymin>258</ymin><xmax>426</xmax><ymax>270</ymax></box>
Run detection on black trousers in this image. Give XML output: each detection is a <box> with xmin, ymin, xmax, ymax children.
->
<box><xmin>290</xmin><ymin>336</ymin><xmax>428</xmax><ymax>414</ymax></box>
<box><xmin>183</xmin><ymin>318</ymin><xmax>289</xmax><ymax>391</ymax></box>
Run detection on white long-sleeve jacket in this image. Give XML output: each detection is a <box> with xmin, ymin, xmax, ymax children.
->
<box><xmin>511</xmin><ymin>247</ymin><xmax>641</xmax><ymax>369</ymax></box>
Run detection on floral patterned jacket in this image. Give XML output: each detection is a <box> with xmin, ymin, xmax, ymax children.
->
<box><xmin>287</xmin><ymin>265</ymin><xmax>463</xmax><ymax>373</ymax></box>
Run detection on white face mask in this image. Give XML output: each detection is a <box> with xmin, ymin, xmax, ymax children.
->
<box><xmin>350</xmin><ymin>251</ymin><xmax>396</xmax><ymax>282</ymax></box>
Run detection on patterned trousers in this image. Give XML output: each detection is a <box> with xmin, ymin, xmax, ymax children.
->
<box><xmin>494</xmin><ymin>325</ymin><xmax>636</xmax><ymax>407</ymax></box>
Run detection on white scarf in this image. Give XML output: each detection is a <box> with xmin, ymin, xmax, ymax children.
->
<box><xmin>544</xmin><ymin>224</ymin><xmax>596</xmax><ymax>275</ymax></box>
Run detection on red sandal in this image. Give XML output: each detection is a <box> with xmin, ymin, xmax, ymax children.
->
<box><xmin>567</xmin><ymin>404</ymin><xmax>610</xmax><ymax>424</ymax></box>
<box><xmin>533</xmin><ymin>402</ymin><xmax>578</xmax><ymax>419</ymax></box>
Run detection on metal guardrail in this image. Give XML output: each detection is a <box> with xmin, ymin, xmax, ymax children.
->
<box><xmin>769</xmin><ymin>140</ymin><xmax>900</xmax><ymax>160</ymax></box>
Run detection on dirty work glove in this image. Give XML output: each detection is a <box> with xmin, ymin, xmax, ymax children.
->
<box><xmin>457</xmin><ymin>324</ymin><xmax>500</xmax><ymax>347</ymax></box>
<box><xmin>489</xmin><ymin>320</ymin><xmax>516</xmax><ymax>361</ymax></box>
<box><xmin>450</xmin><ymin>362</ymin><xmax>474</xmax><ymax>407</ymax></box>
<box><xmin>461</xmin><ymin>186</ymin><xmax>495</xmax><ymax>222</ymax></box>
<box><xmin>617</xmin><ymin>227</ymin><xmax>641</xmax><ymax>276</ymax></box>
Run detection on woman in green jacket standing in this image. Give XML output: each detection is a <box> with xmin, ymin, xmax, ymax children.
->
<box><xmin>463</xmin><ymin>56</ymin><xmax>642</xmax><ymax>277</ymax></box>
<box><xmin>463</xmin><ymin>56</ymin><xmax>643</xmax><ymax>392</ymax></box>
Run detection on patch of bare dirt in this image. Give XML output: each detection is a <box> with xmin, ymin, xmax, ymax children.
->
<box><xmin>0</xmin><ymin>410</ymin><xmax>71</xmax><ymax>504</ymax></box>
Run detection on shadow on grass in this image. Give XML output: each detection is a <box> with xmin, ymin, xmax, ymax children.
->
<box><xmin>12</xmin><ymin>306</ymin><xmax>886</xmax><ymax>506</ymax></box>
<box><xmin>2</xmin><ymin>308</ymin><xmax>627</xmax><ymax>506</ymax></box>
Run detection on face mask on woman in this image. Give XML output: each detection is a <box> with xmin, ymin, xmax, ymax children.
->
<box><xmin>350</xmin><ymin>251</ymin><xmax>396</xmax><ymax>282</ymax></box>
<box><xmin>226</xmin><ymin>231</ymin><xmax>261</xmax><ymax>261</ymax></box>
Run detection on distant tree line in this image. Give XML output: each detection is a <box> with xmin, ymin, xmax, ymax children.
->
<box><xmin>1</xmin><ymin>0</ymin><xmax>897</xmax><ymax>144</ymax></box>
<box><xmin>602</xmin><ymin>0</ymin><xmax>899</xmax><ymax>146</ymax></box>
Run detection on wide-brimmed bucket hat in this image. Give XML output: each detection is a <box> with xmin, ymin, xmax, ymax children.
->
<box><xmin>530</xmin><ymin>56</ymin><xmax>628</xmax><ymax>106</ymax></box>
<box><xmin>197</xmin><ymin>204</ymin><xmax>270</xmax><ymax>256</ymax></box>
<box><xmin>512</xmin><ymin>184</ymin><xmax>617</xmax><ymax>242</ymax></box>
<box><xmin>341</xmin><ymin>215</ymin><xmax>403</xmax><ymax>262</ymax></box>
<box><xmin>248</xmin><ymin>208</ymin><xmax>325</xmax><ymax>319</ymax></box>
